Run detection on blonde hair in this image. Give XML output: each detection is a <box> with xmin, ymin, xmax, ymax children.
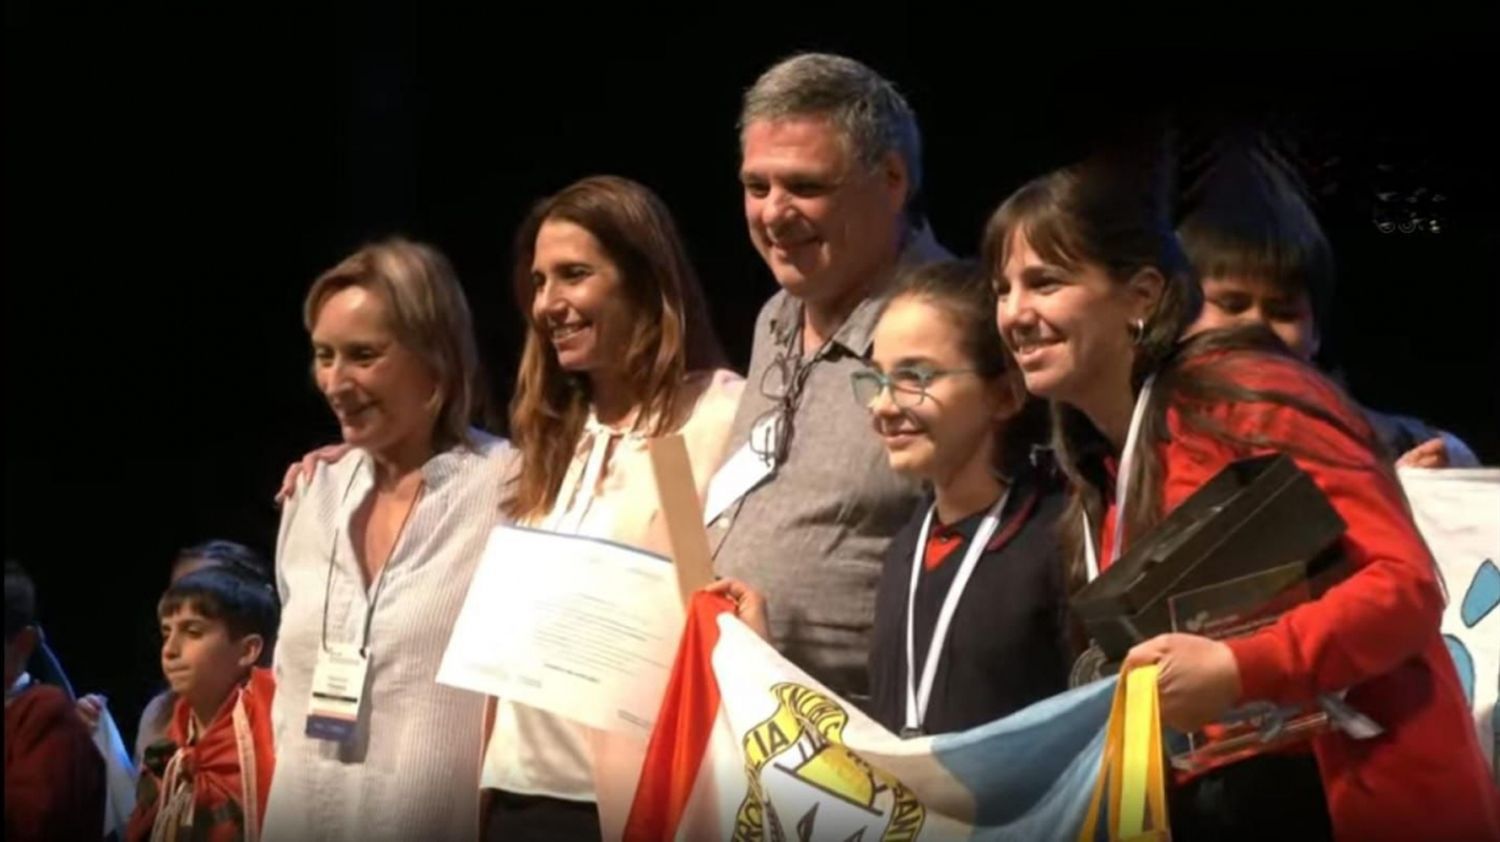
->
<box><xmin>304</xmin><ymin>237</ymin><xmax>491</xmax><ymax>452</ymax></box>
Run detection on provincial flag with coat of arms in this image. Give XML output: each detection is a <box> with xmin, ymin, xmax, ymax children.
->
<box><xmin>619</xmin><ymin>592</ymin><xmax>1126</xmax><ymax>842</ymax></box>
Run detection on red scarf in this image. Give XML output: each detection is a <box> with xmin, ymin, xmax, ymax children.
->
<box><xmin>126</xmin><ymin>667</ymin><xmax>276</xmax><ymax>842</ymax></box>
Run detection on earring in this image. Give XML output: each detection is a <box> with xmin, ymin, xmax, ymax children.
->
<box><xmin>1130</xmin><ymin>317</ymin><xmax>1147</xmax><ymax>346</ymax></box>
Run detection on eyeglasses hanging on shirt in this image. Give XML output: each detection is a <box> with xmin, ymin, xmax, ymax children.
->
<box><xmin>749</xmin><ymin>344</ymin><xmax>816</xmax><ymax>468</ymax></box>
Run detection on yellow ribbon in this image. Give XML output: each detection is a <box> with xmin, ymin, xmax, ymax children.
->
<box><xmin>1077</xmin><ymin>665</ymin><xmax>1169</xmax><ymax>842</ymax></box>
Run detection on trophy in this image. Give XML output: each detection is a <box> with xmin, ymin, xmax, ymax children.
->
<box><xmin>1070</xmin><ymin>453</ymin><xmax>1351</xmax><ymax>776</ymax></box>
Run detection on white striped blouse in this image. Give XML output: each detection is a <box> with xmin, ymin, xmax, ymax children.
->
<box><xmin>263</xmin><ymin>432</ymin><xmax>516</xmax><ymax>842</ymax></box>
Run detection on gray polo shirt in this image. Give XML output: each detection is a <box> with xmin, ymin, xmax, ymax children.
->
<box><xmin>709</xmin><ymin>227</ymin><xmax>950</xmax><ymax>700</ymax></box>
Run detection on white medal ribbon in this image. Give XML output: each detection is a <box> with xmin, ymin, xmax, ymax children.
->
<box><xmin>903</xmin><ymin>489</ymin><xmax>1010</xmax><ymax>736</ymax></box>
<box><xmin>1083</xmin><ymin>374</ymin><xmax>1156</xmax><ymax>582</ymax></box>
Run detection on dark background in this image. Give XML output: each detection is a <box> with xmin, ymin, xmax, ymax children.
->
<box><xmin>5</xmin><ymin>5</ymin><xmax>1496</xmax><ymax>745</ymax></box>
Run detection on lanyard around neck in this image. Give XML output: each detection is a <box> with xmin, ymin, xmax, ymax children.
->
<box><xmin>1082</xmin><ymin>374</ymin><xmax>1156</xmax><ymax>582</ymax></box>
<box><xmin>321</xmin><ymin>460</ymin><xmax>424</xmax><ymax>655</ymax></box>
<box><xmin>903</xmin><ymin>489</ymin><xmax>1010</xmax><ymax>736</ymax></box>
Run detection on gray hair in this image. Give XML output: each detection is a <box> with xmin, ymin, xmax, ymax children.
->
<box><xmin>739</xmin><ymin>52</ymin><xmax>924</xmax><ymax>216</ymax></box>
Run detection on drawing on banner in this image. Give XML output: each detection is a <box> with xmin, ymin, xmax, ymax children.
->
<box><xmin>1441</xmin><ymin>557</ymin><xmax>1500</xmax><ymax>778</ymax></box>
<box><xmin>1402</xmin><ymin>467</ymin><xmax>1500</xmax><ymax>783</ymax></box>
<box><xmin>734</xmin><ymin>683</ymin><xmax>925</xmax><ymax>842</ymax></box>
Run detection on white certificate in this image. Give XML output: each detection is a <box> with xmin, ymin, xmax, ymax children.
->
<box><xmin>436</xmin><ymin>524</ymin><xmax>685</xmax><ymax>737</ymax></box>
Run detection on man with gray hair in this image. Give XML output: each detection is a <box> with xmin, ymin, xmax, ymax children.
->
<box><xmin>707</xmin><ymin>52</ymin><xmax>950</xmax><ymax>701</ymax></box>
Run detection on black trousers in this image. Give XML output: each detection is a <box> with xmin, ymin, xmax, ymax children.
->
<box><xmin>1168</xmin><ymin>752</ymin><xmax>1334</xmax><ymax>841</ymax></box>
<box><xmin>481</xmin><ymin>789</ymin><xmax>602</xmax><ymax>842</ymax></box>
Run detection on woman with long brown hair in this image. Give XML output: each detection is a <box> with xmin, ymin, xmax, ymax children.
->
<box><xmin>480</xmin><ymin>175</ymin><xmax>742</xmax><ymax>841</ymax></box>
<box><xmin>984</xmin><ymin>159</ymin><xmax>1499</xmax><ymax>841</ymax></box>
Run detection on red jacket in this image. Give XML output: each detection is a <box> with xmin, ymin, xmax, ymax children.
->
<box><xmin>4</xmin><ymin>682</ymin><xmax>106</xmax><ymax>842</ymax></box>
<box><xmin>1099</xmin><ymin>353</ymin><xmax>1500</xmax><ymax>842</ymax></box>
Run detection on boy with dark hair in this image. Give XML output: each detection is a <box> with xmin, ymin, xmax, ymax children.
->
<box><xmin>76</xmin><ymin>539</ymin><xmax>275</xmax><ymax>764</ymax></box>
<box><xmin>1180</xmin><ymin>133</ymin><xmax>1479</xmax><ymax>467</ymax></box>
<box><xmin>126</xmin><ymin>567</ymin><xmax>279</xmax><ymax>842</ymax></box>
<box><xmin>4</xmin><ymin>560</ymin><xmax>106</xmax><ymax>841</ymax></box>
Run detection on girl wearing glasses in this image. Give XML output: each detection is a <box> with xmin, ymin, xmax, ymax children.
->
<box><xmin>986</xmin><ymin>156</ymin><xmax>1498</xmax><ymax>841</ymax></box>
<box><xmin>717</xmin><ymin>259</ymin><xmax>1072</xmax><ymax>737</ymax></box>
<box><xmin>857</xmin><ymin>260</ymin><xmax>1072</xmax><ymax>736</ymax></box>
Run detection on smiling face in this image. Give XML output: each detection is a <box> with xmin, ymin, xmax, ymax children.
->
<box><xmin>311</xmin><ymin>285</ymin><xmax>439</xmax><ymax>456</ymax></box>
<box><xmin>993</xmin><ymin>232</ymin><xmax>1147</xmax><ymax>420</ymax></box>
<box><xmin>864</xmin><ymin>296</ymin><xmax>1009</xmax><ymax>486</ymax></box>
<box><xmin>739</xmin><ymin>115</ymin><xmax>907</xmax><ymax>311</ymax></box>
<box><xmin>528</xmin><ymin>218</ymin><xmax>635</xmax><ymax>377</ymax></box>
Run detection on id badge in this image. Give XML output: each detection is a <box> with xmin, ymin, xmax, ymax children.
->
<box><xmin>702</xmin><ymin>414</ymin><xmax>779</xmax><ymax>525</ymax></box>
<box><xmin>305</xmin><ymin>643</ymin><xmax>369</xmax><ymax>743</ymax></box>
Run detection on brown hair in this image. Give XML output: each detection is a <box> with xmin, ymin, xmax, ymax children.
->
<box><xmin>982</xmin><ymin>159</ymin><xmax>1377</xmax><ymax>594</ymax></box>
<box><xmin>304</xmin><ymin>237</ymin><xmax>491</xmax><ymax>453</ymax></box>
<box><xmin>504</xmin><ymin>175</ymin><xmax>726</xmax><ymax>521</ymax></box>
<box><xmin>879</xmin><ymin>259</ymin><xmax>1046</xmax><ymax>476</ymax></box>
<box><xmin>1177</xmin><ymin>132</ymin><xmax>1336</xmax><ymax>338</ymax></box>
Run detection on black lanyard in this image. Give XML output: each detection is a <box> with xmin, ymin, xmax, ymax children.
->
<box><xmin>319</xmin><ymin>462</ymin><xmax>423</xmax><ymax>656</ymax></box>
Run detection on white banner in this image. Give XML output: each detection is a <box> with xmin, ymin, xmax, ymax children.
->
<box><xmin>1400</xmin><ymin>466</ymin><xmax>1500</xmax><ymax>780</ymax></box>
<box><xmin>622</xmin><ymin>596</ymin><xmax>1116</xmax><ymax>842</ymax></box>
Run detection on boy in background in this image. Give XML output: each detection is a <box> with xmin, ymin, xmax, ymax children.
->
<box><xmin>126</xmin><ymin>566</ymin><xmax>278</xmax><ymax>842</ymax></box>
<box><xmin>4</xmin><ymin>560</ymin><xmax>106</xmax><ymax>841</ymax></box>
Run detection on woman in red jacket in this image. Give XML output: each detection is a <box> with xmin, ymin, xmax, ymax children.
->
<box><xmin>983</xmin><ymin>157</ymin><xmax>1499</xmax><ymax>842</ymax></box>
